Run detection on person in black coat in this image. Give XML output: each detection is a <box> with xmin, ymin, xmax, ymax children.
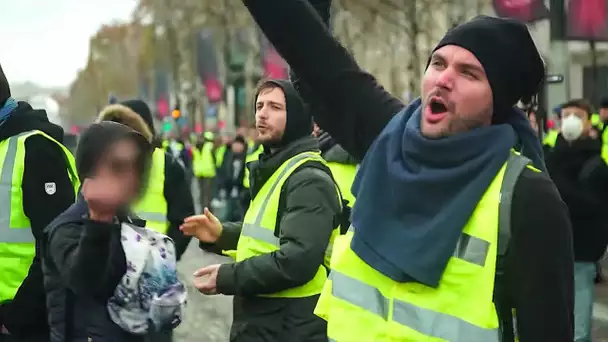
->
<box><xmin>216</xmin><ymin>135</ymin><xmax>248</xmax><ymax>221</ymax></box>
<box><xmin>41</xmin><ymin>122</ymin><xmax>166</xmax><ymax>342</ymax></box>
<box><xmin>0</xmin><ymin>63</ymin><xmax>76</xmax><ymax>341</ymax></box>
<box><xmin>545</xmin><ymin>99</ymin><xmax>608</xmax><ymax>342</ymax></box>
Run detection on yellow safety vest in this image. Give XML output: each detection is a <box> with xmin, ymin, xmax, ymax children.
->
<box><xmin>326</xmin><ymin>162</ymin><xmax>357</xmax><ymax>206</ymax></box>
<box><xmin>543</xmin><ymin>130</ymin><xmax>559</xmax><ymax>148</ymax></box>
<box><xmin>243</xmin><ymin>145</ymin><xmax>264</xmax><ymax>189</ymax></box>
<box><xmin>133</xmin><ymin>148</ymin><xmax>168</xmax><ymax>234</ymax></box>
<box><xmin>193</xmin><ymin>142</ymin><xmax>216</xmax><ymax>178</ymax></box>
<box><xmin>592</xmin><ymin>113</ymin><xmax>604</xmax><ymax>130</ymax></box>
<box><xmin>236</xmin><ymin>151</ymin><xmax>342</xmax><ymax>298</ymax></box>
<box><xmin>0</xmin><ymin>130</ymin><xmax>79</xmax><ymax>302</ymax></box>
<box><xmin>215</xmin><ymin>144</ymin><xmax>227</xmax><ymax>169</ymax></box>
<box><xmin>315</xmin><ymin>152</ymin><xmax>534</xmax><ymax>342</ymax></box>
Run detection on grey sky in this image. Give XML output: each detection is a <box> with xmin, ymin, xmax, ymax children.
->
<box><xmin>0</xmin><ymin>0</ymin><xmax>136</xmax><ymax>87</ymax></box>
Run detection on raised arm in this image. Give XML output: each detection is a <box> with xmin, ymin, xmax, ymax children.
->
<box><xmin>242</xmin><ymin>0</ymin><xmax>404</xmax><ymax>159</ymax></box>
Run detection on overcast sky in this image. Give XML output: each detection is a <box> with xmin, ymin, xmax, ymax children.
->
<box><xmin>0</xmin><ymin>0</ymin><xmax>136</xmax><ymax>88</ymax></box>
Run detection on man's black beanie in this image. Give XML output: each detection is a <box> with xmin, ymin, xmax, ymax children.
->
<box><xmin>0</xmin><ymin>63</ymin><xmax>11</xmax><ymax>106</ymax></box>
<box><xmin>431</xmin><ymin>15</ymin><xmax>545</xmax><ymax>114</ymax></box>
<box><xmin>255</xmin><ymin>79</ymin><xmax>313</xmax><ymax>146</ymax></box>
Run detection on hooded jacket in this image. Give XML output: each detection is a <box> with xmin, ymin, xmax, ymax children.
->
<box><xmin>97</xmin><ymin>103</ymin><xmax>195</xmax><ymax>260</ymax></box>
<box><xmin>0</xmin><ymin>102</ymin><xmax>76</xmax><ymax>339</ymax></box>
<box><xmin>42</xmin><ymin>122</ymin><xmax>150</xmax><ymax>342</ymax></box>
<box><xmin>202</xmin><ymin>80</ymin><xmax>341</xmax><ymax>341</ymax></box>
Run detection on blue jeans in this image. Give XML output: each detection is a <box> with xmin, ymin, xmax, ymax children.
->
<box><xmin>574</xmin><ymin>262</ymin><xmax>596</xmax><ymax>342</ymax></box>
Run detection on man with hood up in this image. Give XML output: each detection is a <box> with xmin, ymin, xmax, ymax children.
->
<box><xmin>97</xmin><ymin>100</ymin><xmax>195</xmax><ymax>262</ymax></box>
<box><xmin>181</xmin><ymin>79</ymin><xmax>343</xmax><ymax>342</ymax></box>
<box><xmin>0</xmin><ymin>63</ymin><xmax>79</xmax><ymax>341</ymax></box>
<box><xmin>242</xmin><ymin>0</ymin><xmax>574</xmax><ymax>341</ymax></box>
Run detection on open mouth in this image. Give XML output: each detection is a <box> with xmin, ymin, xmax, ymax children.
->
<box><xmin>429</xmin><ymin>98</ymin><xmax>447</xmax><ymax>114</ymax></box>
<box><xmin>424</xmin><ymin>97</ymin><xmax>449</xmax><ymax>124</ymax></box>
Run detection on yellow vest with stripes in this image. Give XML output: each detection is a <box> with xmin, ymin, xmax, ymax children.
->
<box><xmin>236</xmin><ymin>151</ymin><xmax>341</xmax><ymax>298</ymax></box>
<box><xmin>315</xmin><ymin>152</ymin><xmax>534</xmax><ymax>342</ymax></box>
<box><xmin>193</xmin><ymin>142</ymin><xmax>216</xmax><ymax>178</ymax></box>
<box><xmin>133</xmin><ymin>148</ymin><xmax>168</xmax><ymax>233</ymax></box>
<box><xmin>0</xmin><ymin>130</ymin><xmax>79</xmax><ymax>302</ymax></box>
<box><xmin>243</xmin><ymin>145</ymin><xmax>264</xmax><ymax>189</ymax></box>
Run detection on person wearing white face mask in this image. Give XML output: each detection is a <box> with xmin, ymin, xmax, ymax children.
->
<box><xmin>545</xmin><ymin>99</ymin><xmax>607</xmax><ymax>342</ymax></box>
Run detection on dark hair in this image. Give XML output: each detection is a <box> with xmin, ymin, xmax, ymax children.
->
<box><xmin>560</xmin><ymin>99</ymin><xmax>594</xmax><ymax>118</ymax></box>
<box><xmin>255</xmin><ymin>79</ymin><xmax>282</xmax><ymax>99</ymax></box>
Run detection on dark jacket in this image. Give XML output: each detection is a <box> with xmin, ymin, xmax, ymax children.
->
<box><xmin>97</xmin><ymin>104</ymin><xmax>195</xmax><ymax>260</ymax></box>
<box><xmin>321</xmin><ymin>142</ymin><xmax>358</xmax><ymax>166</ymax></box>
<box><xmin>42</xmin><ymin>122</ymin><xmax>151</xmax><ymax>342</ymax></box>
<box><xmin>209</xmin><ymin>136</ymin><xmax>342</xmax><ymax>342</ymax></box>
<box><xmin>0</xmin><ymin>102</ymin><xmax>76</xmax><ymax>339</ymax></box>
<box><xmin>546</xmin><ymin>134</ymin><xmax>608</xmax><ymax>262</ymax></box>
<box><xmin>43</xmin><ymin>198</ymin><xmax>144</xmax><ymax>342</ymax></box>
<box><xmin>243</xmin><ymin>0</ymin><xmax>574</xmax><ymax>340</ymax></box>
<box><xmin>217</xmin><ymin>148</ymin><xmax>247</xmax><ymax>196</ymax></box>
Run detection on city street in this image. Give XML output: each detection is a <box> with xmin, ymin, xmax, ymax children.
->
<box><xmin>594</xmin><ymin>263</ymin><xmax>608</xmax><ymax>341</ymax></box>
<box><xmin>174</xmin><ymin>241</ymin><xmax>233</xmax><ymax>342</ymax></box>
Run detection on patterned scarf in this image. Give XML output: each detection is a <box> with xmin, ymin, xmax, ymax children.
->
<box><xmin>0</xmin><ymin>97</ymin><xmax>17</xmax><ymax>122</ymax></box>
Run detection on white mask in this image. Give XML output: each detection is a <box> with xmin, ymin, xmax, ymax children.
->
<box><xmin>560</xmin><ymin>115</ymin><xmax>584</xmax><ymax>141</ymax></box>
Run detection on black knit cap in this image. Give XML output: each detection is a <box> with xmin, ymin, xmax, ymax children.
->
<box><xmin>121</xmin><ymin>99</ymin><xmax>155</xmax><ymax>135</ymax></box>
<box><xmin>0</xmin><ymin>63</ymin><xmax>11</xmax><ymax>106</ymax></box>
<box><xmin>255</xmin><ymin>79</ymin><xmax>312</xmax><ymax>146</ymax></box>
<box><xmin>431</xmin><ymin>15</ymin><xmax>545</xmax><ymax>115</ymax></box>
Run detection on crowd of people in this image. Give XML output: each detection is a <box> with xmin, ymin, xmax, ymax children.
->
<box><xmin>4</xmin><ymin>0</ymin><xmax>608</xmax><ymax>341</ymax></box>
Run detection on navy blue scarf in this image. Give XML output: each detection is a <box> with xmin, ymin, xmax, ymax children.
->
<box><xmin>350</xmin><ymin>98</ymin><xmax>546</xmax><ymax>287</ymax></box>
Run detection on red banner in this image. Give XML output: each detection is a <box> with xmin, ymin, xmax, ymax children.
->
<box><xmin>492</xmin><ymin>0</ymin><xmax>549</xmax><ymax>23</ymax></box>
<box><xmin>566</xmin><ymin>0</ymin><xmax>608</xmax><ymax>41</ymax></box>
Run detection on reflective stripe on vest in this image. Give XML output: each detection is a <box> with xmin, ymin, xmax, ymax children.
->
<box><xmin>319</xmin><ymin>152</ymin><xmax>531</xmax><ymax>342</ymax></box>
<box><xmin>134</xmin><ymin>148</ymin><xmax>168</xmax><ymax>233</ymax></box>
<box><xmin>0</xmin><ymin>130</ymin><xmax>79</xmax><ymax>302</ymax></box>
<box><xmin>236</xmin><ymin>151</ymin><xmax>341</xmax><ymax>298</ymax></box>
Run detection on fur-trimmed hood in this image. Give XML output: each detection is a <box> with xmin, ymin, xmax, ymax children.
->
<box><xmin>97</xmin><ymin>104</ymin><xmax>153</xmax><ymax>143</ymax></box>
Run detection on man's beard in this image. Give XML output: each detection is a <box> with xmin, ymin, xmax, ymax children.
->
<box><xmin>257</xmin><ymin>135</ymin><xmax>283</xmax><ymax>149</ymax></box>
<box><xmin>421</xmin><ymin>114</ymin><xmax>489</xmax><ymax>139</ymax></box>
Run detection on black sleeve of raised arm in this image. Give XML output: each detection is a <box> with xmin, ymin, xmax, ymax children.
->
<box><xmin>243</xmin><ymin>0</ymin><xmax>404</xmax><ymax>160</ymax></box>
<box><xmin>163</xmin><ymin>153</ymin><xmax>195</xmax><ymax>260</ymax></box>
<box><xmin>1</xmin><ymin>136</ymin><xmax>75</xmax><ymax>334</ymax></box>
<box><xmin>507</xmin><ymin>170</ymin><xmax>574</xmax><ymax>342</ymax></box>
